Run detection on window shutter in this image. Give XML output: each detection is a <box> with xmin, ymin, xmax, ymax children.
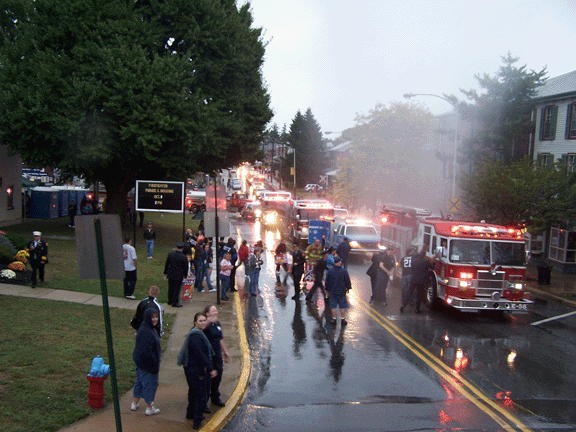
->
<box><xmin>567</xmin><ymin>103</ymin><xmax>574</xmax><ymax>139</ymax></box>
<box><xmin>539</xmin><ymin>107</ymin><xmax>546</xmax><ymax>140</ymax></box>
<box><xmin>551</xmin><ymin>105</ymin><xmax>558</xmax><ymax>139</ymax></box>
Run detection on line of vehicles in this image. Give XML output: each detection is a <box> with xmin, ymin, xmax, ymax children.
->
<box><xmin>224</xmin><ymin>164</ymin><xmax>532</xmax><ymax>315</ymax></box>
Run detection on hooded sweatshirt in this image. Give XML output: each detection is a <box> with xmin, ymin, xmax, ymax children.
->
<box><xmin>132</xmin><ymin>308</ymin><xmax>161</xmax><ymax>374</ymax></box>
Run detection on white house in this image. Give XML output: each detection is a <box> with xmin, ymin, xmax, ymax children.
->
<box><xmin>531</xmin><ymin>70</ymin><xmax>576</xmax><ymax>271</ymax></box>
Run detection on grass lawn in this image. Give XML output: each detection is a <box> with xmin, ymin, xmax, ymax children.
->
<box><xmin>0</xmin><ymin>212</ymin><xmax>195</xmax><ymax>432</ymax></box>
<box><xmin>1</xmin><ymin>212</ymin><xmax>201</xmax><ymax>299</ymax></box>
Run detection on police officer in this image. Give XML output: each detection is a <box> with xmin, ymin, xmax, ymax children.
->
<box><xmin>27</xmin><ymin>231</ymin><xmax>48</xmax><ymax>288</ymax></box>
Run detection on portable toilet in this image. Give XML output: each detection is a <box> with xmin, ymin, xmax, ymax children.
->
<box><xmin>29</xmin><ymin>187</ymin><xmax>59</xmax><ymax>219</ymax></box>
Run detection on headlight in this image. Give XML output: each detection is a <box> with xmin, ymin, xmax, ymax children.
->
<box><xmin>302</xmin><ymin>227</ymin><xmax>309</xmax><ymax>234</ymax></box>
<box><xmin>509</xmin><ymin>282</ymin><xmax>524</xmax><ymax>290</ymax></box>
<box><xmin>264</xmin><ymin>213</ymin><xmax>277</xmax><ymax>224</ymax></box>
<box><xmin>349</xmin><ymin>240</ymin><xmax>360</xmax><ymax>248</ymax></box>
<box><xmin>254</xmin><ymin>209</ymin><xmax>262</xmax><ymax>217</ymax></box>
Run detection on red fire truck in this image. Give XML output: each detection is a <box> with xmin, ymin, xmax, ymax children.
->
<box><xmin>379</xmin><ymin>204</ymin><xmax>431</xmax><ymax>255</ymax></box>
<box><xmin>287</xmin><ymin>199</ymin><xmax>335</xmax><ymax>243</ymax></box>
<box><xmin>417</xmin><ymin>219</ymin><xmax>532</xmax><ymax>313</ymax></box>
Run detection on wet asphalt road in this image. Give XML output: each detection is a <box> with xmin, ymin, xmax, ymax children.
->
<box><xmin>223</xmin><ymin>220</ymin><xmax>576</xmax><ymax>432</ymax></box>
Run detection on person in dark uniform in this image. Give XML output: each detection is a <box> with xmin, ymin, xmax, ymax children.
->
<box><xmin>407</xmin><ymin>249</ymin><xmax>431</xmax><ymax>313</ymax></box>
<box><xmin>291</xmin><ymin>243</ymin><xmax>306</xmax><ymax>300</ymax></box>
<box><xmin>27</xmin><ymin>231</ymin><xmax>48</xmax><ymax>288</ymax></box>
<box><xmin>399</xmin><ymin>247</ymin><xmax>416</xmax><ymax>313</ymax></box>
<box><xmin>163</xmin><ymin>242</ymin><xmax>189</xmax><ymax>307</ymax></box>
<box><xmin>366</xmin><ymin>250</ymin><xmax>380</xmax><ymax>303</ymax></box>
<box><xmin>376</xmin><ymin>248</ymin><xmax>395</xmax><ymax>306</ymax></box>
<box><xmin>180</xmin><ymin>312</ymin><xmax>217</xmax><ymax>430</ymax></box>
<box><xmin>335</xmin><ymin>237</ymin><xmax>352</xmax><ymax>268</ymax></box>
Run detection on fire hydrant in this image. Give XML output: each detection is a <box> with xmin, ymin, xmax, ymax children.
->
<box><xmin>87</xmin><ymin>356</ymin><xmax>110</xmax><ymax>409</ymax></box>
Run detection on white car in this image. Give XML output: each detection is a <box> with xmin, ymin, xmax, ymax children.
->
<box><xmin>304</xmin><ymin>183</ymin><xmax>323</xmax><ymax>192</ymax></box>
<box><xmin>330</xmin><ymin>220</ymin><xmax>382</xmax><ymax>254</ymax></box>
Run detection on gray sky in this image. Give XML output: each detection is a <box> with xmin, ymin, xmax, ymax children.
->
<box><xmin>246</xmin><ymin>0</ymin><xmax>576</xmax><ymax>134</ymax></box>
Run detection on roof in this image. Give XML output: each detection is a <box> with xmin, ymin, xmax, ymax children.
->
<box><xmin>536</xmin><ymin>70</ymin><xmax>576</xmax><ymax>99</ymax></box>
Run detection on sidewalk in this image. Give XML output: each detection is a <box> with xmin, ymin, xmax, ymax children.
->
<box><xmin>0</xmin><ymin>281</ymin><xmax>250</xmax><ymax>432</ymax></box>
<box><xmin>525</xmin><ymin>263</ymin><xmax>576</xmax><ymax>308</ymax></box>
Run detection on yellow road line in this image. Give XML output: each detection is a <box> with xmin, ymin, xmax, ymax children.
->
<box><xmin>351</xmin><ymin>294</ymin><xmax>533</xmax><ymax>432</ymax></box>
<box><xmin>202</xmin><ymin>293</ymin><xmax>251</xmax><ymax>431</ymax></box>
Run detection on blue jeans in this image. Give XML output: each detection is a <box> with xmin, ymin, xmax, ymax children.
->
<box><xmin>145</xmin><ymin>240</ymin><xmax>154</xmax><ymax>258</ymax></box>
<box><xmin>133</xmin><ymin>368</ymin><xmax>158</xmax><ymax>404</ymax></box>
<box><xmin>249</xmin><ymin>269</ymin><xmax>261</xmax><ymax>295</ymax></box>
<box><xmin>220</xmin><ymin>274</ymin><xmax>230</xmax><ymax>299</ymax></box>
<box><xmin>203</xmin><ymin>264</ymin><xmax>214</xmax><ymax>290</ymax></box>
<box><xmin>194</xmin><ymin>261</ymin><xmax>204</xmax><ymax>291</ymax></box>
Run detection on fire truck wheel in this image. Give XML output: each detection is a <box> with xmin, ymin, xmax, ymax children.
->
<box><xmin>425</xmin><ymin>279</ymin><xmax>439</xmax><ymax>309</ymax></box>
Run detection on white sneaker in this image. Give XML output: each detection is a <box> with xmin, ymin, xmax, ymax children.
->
<box><xmin>130</xmin><ymin>402</ymin><xmax>139</xmax><ymax>411</ymax></box>
<box><xmin>145</xmin><ymin>405</ymin><xmax>160</xmax><ymax>416</ymax></box>
<box><xmin>125</xmin><ymin>295</ymin><xmax>137</xmax><ymax>300</ymax></box>
<box><xmin>209</xmin><ymin>288</ymin><xmax>216</xmax><ymax>292</ymax></box>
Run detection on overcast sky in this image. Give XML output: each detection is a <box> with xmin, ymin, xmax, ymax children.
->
<box><xmin>246</xmin><ymin>0</ymin><xmax>576</xmax><ymax>134</ymax></box>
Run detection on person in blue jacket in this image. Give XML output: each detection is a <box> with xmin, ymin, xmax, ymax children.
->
<box><xmin>325</xmin><ymin>257</ymin><xmax>352</xmax><ymax>326</ymax></box>
<box><xmin>130</xmin><ymin>308</ymin><xmax>161</xmax><ymax>415</ymax></box>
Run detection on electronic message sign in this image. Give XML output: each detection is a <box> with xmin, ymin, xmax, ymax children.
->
<box><xmin>136</xmin><ymin>180</ymin><xmax>184</xmax><ymax>213</ymax></box>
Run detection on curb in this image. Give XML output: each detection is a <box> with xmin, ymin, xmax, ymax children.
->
<box><xmin>203</xmin><ymin>293</ymin><xmax>251</xmax><ymax>431</ymax></box>
<box><xmin>526</xmin><ymin>284</ymin><xmax>576</xmax><ymax>308</ymax></box>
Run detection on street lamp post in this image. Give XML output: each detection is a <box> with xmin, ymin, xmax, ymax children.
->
<box><xmin>292</xmin><ymin>146</ymin><xmax>296</xmax><ymax>191</ymax></box>
<box><xmin>403</xmin><ymin>92</ymin><xmax>459</xmax><ymax>202</ymax></box>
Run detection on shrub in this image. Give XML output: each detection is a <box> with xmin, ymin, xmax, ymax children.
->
<box><xmin>4</xmin><ymin>232</ymin><xmax>28</xmax><ymax>250</ymax></box>
<box><xmin>0</xmin><ymin>234</ymin><xmax>17</xmax><ymax>265</ymax></box>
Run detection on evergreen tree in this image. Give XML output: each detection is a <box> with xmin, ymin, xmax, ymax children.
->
<box><xmin>0</xmin><ymin>0</ymin><xmax>271</xmax><ymax>217</ymax></box>
<box><xmin>455</xmin><ymin>53</ymin><xmax>547</xmax><ymax>163</ymax></box>
<box><xmin>287</xmin><ymin>108</ymin><xmax>325</xmax><ymax>188</ymax></box>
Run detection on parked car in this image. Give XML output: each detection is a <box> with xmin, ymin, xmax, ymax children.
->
<box><xmin>304</xmin><ymin>183</ymin><xmax>323</xmax><ymax>192</ymax></box>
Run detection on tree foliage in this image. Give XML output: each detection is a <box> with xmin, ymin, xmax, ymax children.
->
<box><xmin>462</xmin><ymin>159</ymin><xmax>576</xmax><ymax>232</ymax></box>
<box><xmin>287</xmin><ymin>108</ymin><xmax>326</xmax><ymax>188</ymax></box>
<box><xmin>454</xmin><ymin>53</ymin><xmax>547</xmax><ymax>163</ymax></box>
<box><xmin>0</xmin><ymin>0</ymin><xmax>271</xmax><ymax>216</ymax></box>
<box><xmin>333</xmin><ymin>102</ymin><xmax>436</xmax><ymax>210</ymax></box>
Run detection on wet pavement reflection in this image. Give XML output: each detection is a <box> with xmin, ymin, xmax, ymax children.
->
<box><xmin>223</xmin><ymin>221</ymin><xmax>576</xmax><ymax>431</ymax></box>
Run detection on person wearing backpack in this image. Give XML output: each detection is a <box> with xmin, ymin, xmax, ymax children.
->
<box><xmin>130</xmin><ymin>285</ymin><xmax>163</xmax><ymax>337</ymax></box>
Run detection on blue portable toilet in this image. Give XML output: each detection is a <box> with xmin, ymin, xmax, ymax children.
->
<box><xmin>308</xmin><ymin>220</ymin><xmax>331</xmax><ymax>245</ymax></box>
<box><xmin>56</xmin><ymin>188</ymin><xmax>71</xmax><ymax>217</ymax></box>
<box><xmin>29</xmin><ymin>187</ymin><xmax>59</xmax><ymax>219</ymax></box>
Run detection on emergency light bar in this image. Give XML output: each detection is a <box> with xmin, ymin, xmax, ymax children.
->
<box><xmin>294</xmin><ymin>200</ymin><xmax>333</xmax><ymax>209</ymax></box>
<box><xmin>450</xmin><ymin>224</ymin><xmax>523</xmax><ymax>238</ymax></box>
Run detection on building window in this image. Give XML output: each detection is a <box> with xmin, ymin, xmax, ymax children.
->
<box><xmin>540</xmin><ymin>105</ymin><xmax>558</xmax><ymax>140</ymax></box>
<box><xmin>550</xmin><ymin>227</ymin><xmax>576</xmax><ymax>263</ymax></box>
<box><xmin>537</xmin><ymin>153</ymin><xmax>554</xmax><ymax>168</ymax></box>
<box><xmin>6</xmin><ymin>185</ymin><xmax>14</xmax><ymax>210</ymax></box>
<box><xmin>566</xmin><ymin>102</ymin><xmax>576</xmax><ymax>140</ymax></box>
<box><xmin>567</xmin><ymin>154</ymin><xmax>576</xmax><ymax>174</ymax></box>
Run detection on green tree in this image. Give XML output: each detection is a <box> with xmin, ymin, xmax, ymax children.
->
<box><xmin>333</xmin><ymin>102</ymin><xmax>435</xmax><ymax>210</ymax></box>
<box><xmin>287</xmin><ymin>108</ymin><xmax>325</xmax><ymax>188</ymax></box>
<box><xmin>454</xmin><ymin>53</ymin><xmax>547</xmax><ymax>163</ymax></box>
<box><xmin>462</xmin><ymin>159</ymin><xmax>576</xmax><ymax>233</ymax></box>
<box><xmin>0</xmin><ymin>0</ymin><xmax>271</xmax><ymax>218</ymax></box>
